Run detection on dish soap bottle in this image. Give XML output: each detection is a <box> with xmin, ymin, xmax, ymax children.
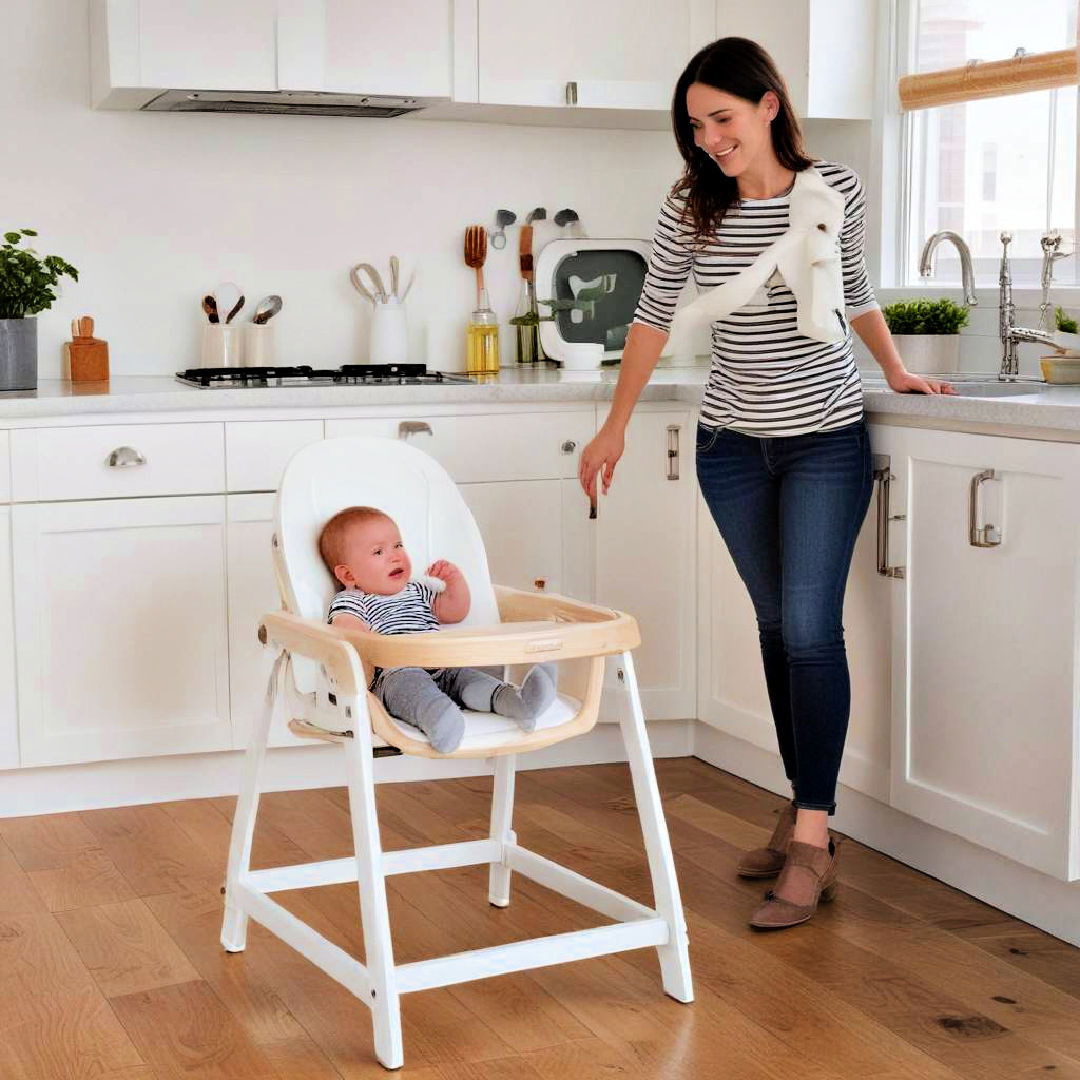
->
<box><xmin>466</xmin><ymin>291</ymin><xmax>500</xmax><ymax>374</ymax></box>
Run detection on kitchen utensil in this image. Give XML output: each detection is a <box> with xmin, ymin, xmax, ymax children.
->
<box><xmin>226</xmin><ymin>294</ymin><xmax>246</xmax><ymax>324</ymax></box>
<box><xmin>213</xmin><ymin>282</ymin><xmax>242</xmax><ymax>328</ymax></box>
<box><xmin>389</xmin><ymin>255</ymin><xmax>401</xmax><ymax>299</ymax></box>
<box><xmin>350</xmin><ymin>263</ymin><xmax>388</xmax><ymax>304</ymax></box>
<box><xmin>202</xmin><ymin>294</ymin><xmax>219</xmax><ymax>324</ymax></box>
<box><xmin>252</xmin><ymin>294</ymin><xmax>283</xmax><ymax>325</ymax></box>
<box><xmin>526</xmin><ymin>207</ymin><xmax>547</xmax><ymax>224</ymax></box>
<box><xmin>514</xmin><ymin>224</ymin><xmax>544</xmax><ymax>365</ymax></box>
<box><xmin>491</xmin><ymin>209</ymin><xmax>516</xmax><ymax>249</ymax></box>
<box><xmin>554</xmin><ymin>208</ymin><xmax>584</xmax><ymax>237</ymax></box>
<box><xmin>464</xmin><ymin>225</ymin><xmax>488</xmax><ymax>309</ymax></box>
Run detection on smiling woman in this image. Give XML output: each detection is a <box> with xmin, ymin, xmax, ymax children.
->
<box><xmin>577</xmin><ymin>34</ymin><xmax>959</xmax><ymax>933</ymax></box>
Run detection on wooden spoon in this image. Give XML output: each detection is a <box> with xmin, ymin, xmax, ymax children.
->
<box><xmin>464</xmin><ymin>224</ymin><xmax>488</xmax><ymax>309</ymax></box>
<box><xmin>202</xmin><ymin>294</ymin><xmax>219</xmax><ymax>324</ymax></box>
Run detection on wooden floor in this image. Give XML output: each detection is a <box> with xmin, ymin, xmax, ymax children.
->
<box><xmin>0</xmin><ymin>757</ymin><xmax>1078</xmax><ymax>1079</ymax></box>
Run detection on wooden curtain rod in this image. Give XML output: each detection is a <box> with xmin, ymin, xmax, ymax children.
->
<box><xmin>898</xmin><ymin>48</ymin><xmax>1077</xmax><ymax>111</ymax></box>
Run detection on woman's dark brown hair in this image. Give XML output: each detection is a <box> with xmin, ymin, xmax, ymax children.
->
<box><xmin>671</xmin><ymin>37</ymin><xmax>813</xmax><ymax>244</ymax></box>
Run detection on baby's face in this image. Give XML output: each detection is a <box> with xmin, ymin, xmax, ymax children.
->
<box><xmin>334</xmin><ymin>516</ymin><xmax>412</xmax><ymax>595</ymax></box>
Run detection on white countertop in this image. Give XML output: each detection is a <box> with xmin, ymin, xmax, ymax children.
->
<box><xmin>3</xmin><ymin>365</ymin><xmax>1080</xmax><ymax>434</ymax></box>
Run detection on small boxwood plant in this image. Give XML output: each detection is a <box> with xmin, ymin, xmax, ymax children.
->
<box><xmin>0</xmin><ymin>228</ymin><xmax>78</xmax><ymax>320</ymax></box>
<box><xmin>882</xmin><ymin>298</ymin><xmax>970</xmax><ymax>335</ymax></box>
<box><xmin>1055</xmin><ymin>306</ymin><xmax>1078</xmax><ymax>333</ymax></box>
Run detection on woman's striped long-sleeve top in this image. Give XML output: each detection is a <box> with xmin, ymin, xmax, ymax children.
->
<box><xmin>633</xmin><ymin>161</ymin><xmax>880</xmax><ymax>437</ymax></box>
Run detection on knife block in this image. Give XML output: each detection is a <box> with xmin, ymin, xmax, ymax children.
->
<box><xmin>64</xmin><ymin>316</ymin><xmax>110</xmax><ymax>382</ymax></box>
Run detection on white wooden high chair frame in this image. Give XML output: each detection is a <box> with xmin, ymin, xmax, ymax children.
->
<box><xmin>220</xmin><ymin>437</ymin><xmax>693</xmax><ymax>1071</ymax></box>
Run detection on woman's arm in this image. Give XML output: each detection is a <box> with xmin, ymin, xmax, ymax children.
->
<box><xmin>851</xmin><ymin>308</ymin><xmax>956</xmax><ymax>395</ymax></box>
<box><xmin>578</xmin><ymin>322</ymin><xmax>669</xmax><ymax>498</ymax></box>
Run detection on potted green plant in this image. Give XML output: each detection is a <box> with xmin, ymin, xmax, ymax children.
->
<box><xmin>882</xmin><ymin>298</ymin><xmax>969</xmax><ymax>374</ymax></box>
<box><xmin>0</xmin><ymin>228</ymin><xmax>78</xmax><ymax>390</ymax></box>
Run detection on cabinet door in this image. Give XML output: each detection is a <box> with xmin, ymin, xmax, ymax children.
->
<box><xmin>0</xmin><ymin>508</ymin><xmax>17</xmax><ymax>770</ymax></box>
<box><xmin>135</xmin><ymin>0</ymin><xmax>279</xmax><ymax>91</ymax></box>
<box><xmin>476</xmin><ymin>0</ymin><xmax>714</xmax><ymax>110</ymax></box>
<box><xmin>13</xmin><ymin>498</ymin><xmax>231</xmax><ymax>767</ymax></box>
<box><xmin>895</xmin><ymin>428</ymin><xmax>1080</xmax><ymax>880</ymax></box>
<box><xmin>459</xmin><ymin>479</ymin><xmax>588</xmax><ymax>596</ymax></box>
<box><xmin>227</xmin><ymin>494</ymin><xmax>320</xmax><ymax>749</ymax></box>
<box><xmin>714</xmin><ymin>0</ymin><xmax>874</xmax><ymax>119</ymax></box>
<box><xmin>596</xmin><ymin>407</ymin><xmax>696</xmax><ymax>719</ymax></box>
<box><xmin>290</xmin><ymin>0</ymin><xmax>452</xmax><ymax>97</ymax></box>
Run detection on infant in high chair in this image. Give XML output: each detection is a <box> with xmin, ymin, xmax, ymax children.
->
<box><xmin>319</xmin><ymin>506</ymin><xmax>557</xmax><ymax>754</ymax></box>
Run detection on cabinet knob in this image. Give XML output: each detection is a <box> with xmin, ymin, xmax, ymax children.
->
<box><xmin>561</xmin><ymin>440</ymin><xmax>577</xmax><ymax>453</ymax></box>
<box><xmin>105</xmin><ymin>446</ymin><xmax>147</xmax><ymax>468</ymax></box>
<box><xmin>398</xmin><ymin>420</ymin><xmax>432</xmax><ymax>440</ymax></box>
<box><xmin>565</xmin><ymin>80</ymin><xmax>578</xmax><ymax>106</ymax></box>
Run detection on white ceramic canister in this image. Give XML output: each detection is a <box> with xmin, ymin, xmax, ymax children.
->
<box><xmin>242</xmin><ymin>323</ymin><xmax>276</xmax><ymax>367</ymax></box>
<box><xmin>200</xmin><ymin>323</ymin><xmax>243</xmax><ymax>368</ymax></box>
<box><xmin>369</xmin><ymin>299</ymin><xmax>408</xmax><ymax>365</ymax></box>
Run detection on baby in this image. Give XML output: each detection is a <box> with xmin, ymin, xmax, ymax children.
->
<box><xmin>319</xmin><ymin>505</ymin><xmax>556</xmax><ymax>754</ymax></box>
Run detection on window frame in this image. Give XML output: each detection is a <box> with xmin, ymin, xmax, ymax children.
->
<box><xmin>877</xmin><ymin>0</ymin><xmax>1080</xmax><ymax>303</ymax></box>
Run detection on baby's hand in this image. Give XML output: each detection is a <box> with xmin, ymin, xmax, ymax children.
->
<box><xmin>426</xmin><ymin>560</ymin><xmax>461</xmax><ymax>583</ymax></box>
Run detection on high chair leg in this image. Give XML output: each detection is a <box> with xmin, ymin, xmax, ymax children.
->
<box><xmin>343</xmin><ymin>707</ymin><xmax>403</xmax><ymax>1070</ymax></box>
<box><xmin>221</xmin><ymin>651</ymin><xmax>281</xmax><ymax>953</ymax></box>
<box><xmin>616</xmin><ymin>651</ymin><xmax>694</xmax><ymax>1004</ymax></box>
<box><xmin>488</xmin><ymin>753</ymin><xmax>517</xmax><ymax>907</ymax></box>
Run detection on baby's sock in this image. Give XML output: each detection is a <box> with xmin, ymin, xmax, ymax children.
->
<box><xmin>415</xmin><ymin>699</ymin><xmax>465</xmax><ymax>754</ymax></box>
<box><xmin>491</xmin><ymin>664</ymin><xmax>557</xmax><ymax>733</ymax></box>
<box><xmin>521</xmin><ymin>662</ymin><xmax>557</xmax><ymax>718</ymax></box>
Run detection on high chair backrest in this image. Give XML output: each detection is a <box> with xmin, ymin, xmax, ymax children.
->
<box><xmin>274</xmin><ymin>436</ymin><xmax>498</xmax><ymax>693</ymax></box>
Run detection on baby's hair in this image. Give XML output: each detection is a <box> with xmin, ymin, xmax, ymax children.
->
<box><xmin>318</xmin><ymin>506</ymin><xmax>392</xmax><ymax>578</ymax></box>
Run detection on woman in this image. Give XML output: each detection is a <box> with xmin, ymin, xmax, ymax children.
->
<box><xmin>578</xmin><ymin>37</ymin><xmax>955</xmax><ymax>931</ymax></box>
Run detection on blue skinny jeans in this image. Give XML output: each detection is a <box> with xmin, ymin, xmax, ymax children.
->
<box><xmin>696</xmin><ymin>418</ymin><xmax>874</xmax><ymax>814</ymax></box>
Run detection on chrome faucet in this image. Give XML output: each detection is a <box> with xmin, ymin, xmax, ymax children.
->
<box><xmin>919</xmin><ymin>230</ymin><xmax>979</xmax><ymax>306</ymax></box>
<box><xmin>998</xmin><ymin>231</ymin><xmax>1057</xmax><ymax>380</ymax></box>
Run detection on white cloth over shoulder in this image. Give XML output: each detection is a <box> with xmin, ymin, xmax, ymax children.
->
<box><xmin>669</xmin><ymin>167</ymin><xmax>847</xmax><ymax>344</ymax></box>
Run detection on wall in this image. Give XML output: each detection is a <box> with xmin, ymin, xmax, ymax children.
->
<box><xmin>1</xmin><ymin>1</ymin><xmax>688</xmax><ymax>377</ymax></box>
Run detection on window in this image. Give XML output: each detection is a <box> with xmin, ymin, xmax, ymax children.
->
<box><xmin>906</xmin><ymin>0</ymin><xmax>1078</xmax><ymax>288</ymax></box>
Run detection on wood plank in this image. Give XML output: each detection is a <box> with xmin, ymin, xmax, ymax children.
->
<box><xmin>55</xmin><ymin>898</ymin><xmax>201</xmax><ymax>998</ymax></box>
<box><xmin>108</xmin><ymin>979</ymin><xmax>292</xmax><ymax>1079</ymax></box>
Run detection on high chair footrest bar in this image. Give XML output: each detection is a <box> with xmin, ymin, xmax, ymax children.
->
<box><xmin>395</xmin><ymin>918</ymin><xmax>669</xmax><ymax>994</ymax></box>
<box><xmin>231</xmin><ymin>883</ymin><xmax>372</xmax><ymax>1001</ymax></box>
<box><xmin>244</xmin><ymin>839</ymin><xmax>504</xmax><ymax>893</ymax></box>
<box><xmin>505</xmin><ymin>845</ymin><xmax>658</xmax><ymax>922</ymax></box>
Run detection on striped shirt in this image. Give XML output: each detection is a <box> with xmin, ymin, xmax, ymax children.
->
<box><xmin>634</xmin><ymin>161</ymin><xmax>879</xmax><ymax>437</ymax></box>
<box><xmin>327</xmin><ymin>581</ymin><xmax>440</xmax><ymax>635</ymax></box>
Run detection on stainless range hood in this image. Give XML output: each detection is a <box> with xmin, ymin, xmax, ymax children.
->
<box><xmin>141</xmin><ymin>89</ymin><xmax>428</xmax><ymax>119</ymax></box>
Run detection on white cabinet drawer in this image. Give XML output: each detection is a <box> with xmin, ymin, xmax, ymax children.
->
<box><xmin>0</xmin><ymin>431</ymin><xmax>9</xmax><ymax>503</ymax></box>
<box><xmin>226</xmin><ymin>420</ymin><xmax>323</xmax><ymax>492</ymax></box>
<box><xmin>325</xmin><ymin>411</ymin><xmax>594</xmax><ymax>483</ymax></box>
<box><xmin>11</xmin><ymin>423</ymin><xmax>225</xmax><ymax>501</ymax></box>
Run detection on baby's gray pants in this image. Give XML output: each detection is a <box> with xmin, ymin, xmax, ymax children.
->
<box><xmin>374</xmin><ymin>666</ymin><xmax>504</xmax><ymax>728</ymax></box>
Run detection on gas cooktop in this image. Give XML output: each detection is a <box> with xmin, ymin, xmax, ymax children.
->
<box><xmin>175</xmin><ymin>364</ymin><xmax>475</xmax><ymax>388</ymax></box>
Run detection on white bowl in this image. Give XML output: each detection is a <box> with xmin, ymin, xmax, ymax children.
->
<box><xmin>558</xmin><ymin>342</ymin><xmax>605</xmax><ymax>370</ymax></box>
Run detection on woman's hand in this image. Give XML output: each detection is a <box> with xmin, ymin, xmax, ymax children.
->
<box><xmin>885</xmin><ymin>369</ymin><xmax>957</xmax><ymax>395</ymax></box>
<box><xmin>579</xmin><ymin>426</ymin><xmax>625</xmax><ymax>498</ymax></box>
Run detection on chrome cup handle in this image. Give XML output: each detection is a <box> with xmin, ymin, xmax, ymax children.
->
<box><xmin>106</xmin><ymin>446</ymin><xmax>147</xmax><ymax>468</ymax></box>
<box><xmin>398</xmin><ymin>421</ymin><xmax>432</xmax><ymax>440</ymax></box>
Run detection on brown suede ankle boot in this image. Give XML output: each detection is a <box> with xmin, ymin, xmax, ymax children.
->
<box><xmin>736</xmin><ymin>799</ymin><xmax>797</xmax><ymax>879</ymax></box>
<box><xmin>748</xmin><ymin>837</ymin><xmax>841</xmax><ymax>930</ymax></box>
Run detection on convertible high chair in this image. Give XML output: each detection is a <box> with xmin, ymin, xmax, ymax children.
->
<box><xmin>221</xmin><ymin>436</ymin><xmax>692</xmax><ymax>1070</ymax></box>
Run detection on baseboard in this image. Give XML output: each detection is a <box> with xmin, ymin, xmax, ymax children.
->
<box><xmin>0</xmin><ymin>719</ymin><xmax>696</xmax><ymax>818</ymax></box>
<box><xmin>692</xmin><ymin>722</ymin><xmax>1080</xmax><ymax>948</ymax></box>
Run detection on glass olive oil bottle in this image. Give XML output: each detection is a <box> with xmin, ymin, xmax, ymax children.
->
<box><xmin>466</xmin><ymin>292</ymin><xmax>500</xmax><ymax>374</ymax></box>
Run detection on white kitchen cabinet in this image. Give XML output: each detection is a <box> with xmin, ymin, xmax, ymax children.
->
<box><xmin>227</xmin><ymin>493</ymin><xmax>316</xmax><ymax>749</ymax></box>
<box><xmin>0</xmin><ymin>508</ymin><xmax>17</xmax><ymax>770</ymax></box>
<box><xmin>470</xmin><ymin>0</ymin><xmax>715</xmax><ymax>111</ymax></box>
<box><xmin>889</xmin><ymin>427</ymin><xmax>1080</xmax><ymax>881</ymax></box>
<box><xmin>597</xmin><ymin>406</ymin><xmax>696</xmax><ymax>719</ymax></box>
<box><xmin>325</xmin><ymin>410</ymin><xmax>594</xmax><ymax>483</ymax></box>
<box><xmin>714</xmin><ymin>0</ymin><xmax>875</xmax><ymax>119</ymax></box>
<box><xmin>13</xmin><ymin>497</ymin><xmax>231</xmax><ymax>767</ymax></box>
<box><xmin>0</xmin><ymin>430</ymin><xmax>10</xmax><ymax>503</ymax></box>
<box><xmin>226</xmin><ymin>419</ymin><xmax>323</xmax><ymax>492</ymax></box>
<box><xmin>695</xmin><ymin>422</ymin><xmax>893</xmax><ymax>802</ymax></box>
<box><xmin>91</xmin><ymin>0</ymin><xmax>451</xmax><ymax>108</ymax></box>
